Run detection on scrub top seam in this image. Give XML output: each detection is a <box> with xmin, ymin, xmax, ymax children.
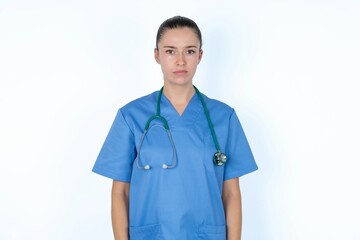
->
<box><xmin>119</xmin><ymin>108</ymin><xmax>136</xmax><ymax>136</ymax></box>
<box><xmin>92</xmin><ymin>166</ymin><xmax>131</xmax><ymax>182</ymax></box>
<box><xmin>224</xmin><ymin>163</ymin><xmax>259</xmax><ymax>181</ymax></box>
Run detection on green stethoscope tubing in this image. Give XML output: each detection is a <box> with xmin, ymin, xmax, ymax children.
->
<box><xmin>193</xmin><ymin>86</ymin><xmax>221</xmax><ymax>153</ymax></box>
<box><xmin>136</xmin><ymin>86</ymin><xmax>227</xmax><ymax>170</ymax></box>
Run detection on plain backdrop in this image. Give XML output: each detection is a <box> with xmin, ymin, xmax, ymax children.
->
<box><xmin>0</xmin><ymin>0</ymin><xmax>359</xmax><ymax>239</ymax></box>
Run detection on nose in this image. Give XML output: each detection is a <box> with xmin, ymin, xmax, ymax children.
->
<box><xmin>176</xmin><ymin>52</ymin><xmax>186</xmax><ymax>66</ymax></box>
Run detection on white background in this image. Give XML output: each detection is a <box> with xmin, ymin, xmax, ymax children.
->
<box><xmin>1</xmin><ymin>0</ymin><xmax>359</xmax><ymax>239</ymax></box>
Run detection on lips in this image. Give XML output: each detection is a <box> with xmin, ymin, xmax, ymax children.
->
<box><xmin>173</xmin><ymin>70</ymin><xmax>187</xmax><ymax>75</ymax></box>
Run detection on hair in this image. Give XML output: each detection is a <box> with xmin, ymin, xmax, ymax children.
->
<box><xmin>156</xmin><ymin>16</ymin><xmax>203</xmax><ymax>50</ymax></box>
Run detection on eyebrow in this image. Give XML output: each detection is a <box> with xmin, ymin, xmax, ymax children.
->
<box><xmin>162</xmin><ymin>45</ymin><xmax>198</xmax><ymax>49</ymax></box>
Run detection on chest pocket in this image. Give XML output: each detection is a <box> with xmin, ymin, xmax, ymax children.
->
<box><xmin>197</xmin><ymin>224</ymin><xmax>226</xmax><ymax>240</ymax></box>
<box><xmin>129</xmin><ymin>224</ymin><xmax>163</xmax><ymax>240</ymax></box>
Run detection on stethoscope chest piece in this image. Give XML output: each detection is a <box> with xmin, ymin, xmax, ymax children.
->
<box><xmin>213</xmin><ymin>151</ymin><xmax>227</xmax><ymax>166</ymax></box>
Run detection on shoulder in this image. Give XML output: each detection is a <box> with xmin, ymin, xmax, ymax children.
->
<box><xmin>201</xmin><ymin>92</ymin><xmax>235</xmax><ymax>117</ymax></box>
<box><xmin>120</xmin><ymin>91</ymin><xmax>158</xmax><ymax>114</ymax></box>
<box><xmin>114</xmin><ymin>91</ymin><xmax>158</xmax><ymax>127</ymax></box>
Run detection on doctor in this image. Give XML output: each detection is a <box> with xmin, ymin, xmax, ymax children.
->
<box><xmin>93</xmin><ymin>16</ymin><xmax>258</xmax><ymax>240</ymax></box>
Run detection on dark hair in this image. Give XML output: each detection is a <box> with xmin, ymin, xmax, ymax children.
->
<box><xmin>156</xmin><ymin>16</ymin><xmax>202</xmax><ymax>49</ymax></box>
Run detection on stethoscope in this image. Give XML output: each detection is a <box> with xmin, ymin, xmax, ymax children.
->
<box><xmin>135</xmin><ymin>86</ymin><xmax>227</xmax><ymax>170</ymax></box>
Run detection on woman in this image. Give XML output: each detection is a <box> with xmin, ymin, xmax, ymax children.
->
<box><xmin>93</xmin><ymin>16</ymin><xmax>258</xmax><ymax>240</ymax></box>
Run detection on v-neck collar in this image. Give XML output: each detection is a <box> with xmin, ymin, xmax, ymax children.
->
<box><xmin>162</xmin><ymin>92</ymin><xmax>196</xmax><ymax>117</ymax></box>
<box><xmin>159</xmin><ymin>91</ymin><xmax>203</xmax><ymax>130</ymax></box>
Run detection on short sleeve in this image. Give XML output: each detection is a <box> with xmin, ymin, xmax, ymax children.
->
<box><xmin>92</xmin><ymin>109</ymin><xmax>136</xmax><ymax>182</ymax></box>
<box><xmin>224</xmin><ymin>111</ymin><xmax>258</xmax><ymax>180</ymax></box>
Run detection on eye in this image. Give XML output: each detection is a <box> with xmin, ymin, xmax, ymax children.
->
<box><xmin>165</xmin><ymin>49</ymin><xmax>175</xmax><ymax>54</ymax></box>
<box><xmin>186</xmin><ymin>49</ymin><xmax>196</xmax><ymax>55</ymax></box>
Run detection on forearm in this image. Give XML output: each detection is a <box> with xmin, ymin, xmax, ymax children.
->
<box><xmin>222</xmin><ymin>178</ymin><xmax>242</xmax><ymax>240</ymax></box>
<box><xmin>111</xmin><ymin>181</ymin><xmax>130</xmax><ymax>240</ymax></box>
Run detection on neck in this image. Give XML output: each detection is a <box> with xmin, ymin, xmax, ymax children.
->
<box><xmin>162</xmin><ymin>82</ymin><xmax>196</xmax><ymax>116</ymax></box>
<box><xmin>162</xmin><ymin>82</ymin><xmax>195</xmax><ymax>105</ymax></box>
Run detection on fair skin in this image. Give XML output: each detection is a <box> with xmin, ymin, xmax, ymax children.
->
<box><xmin>111</xmin><ymin>181</ymin><xmax>130</xmax><ymax>240</ymax></box>
<box><xmin>223</xmin><ymin>178</ymin><xmax>243</xmax><ymax>240</ymax></box>
<box><xmin>154</xmin><ymin>27</ymin><xmax>202</xmax><ymax>115</ymax></box>
<box><xmin>111</xmin><ymin>27</ymin><xmax>243</xmax><ymax>240</ymax></box>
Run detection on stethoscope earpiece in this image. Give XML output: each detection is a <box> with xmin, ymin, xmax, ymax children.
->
<box><xmin>141</xmin><ymin>164</ymin><xmax>169</xmax><ymax>170</ymax></box>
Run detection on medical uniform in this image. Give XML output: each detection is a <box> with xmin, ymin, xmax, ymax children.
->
<box><xmin>93</xmin><ymin>90</ymin><xmax>258</xmax><ymax>240</ymax></box>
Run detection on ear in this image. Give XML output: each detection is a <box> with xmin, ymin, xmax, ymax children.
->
<box><xmin>154</xmin><ymin>48</ymin><xmax>160</xmax><ymax>64</ymax></box>
<box><xmin>198</xmin><ymin>49</ymin><xmax>203</xmax><ymax>64</ymax></box>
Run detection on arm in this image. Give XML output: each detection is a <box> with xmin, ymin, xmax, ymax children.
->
<box><xmin>111</xmin><ymin>180</ymin><xmax>130</xmax><ymax>240</ymax></box>
<box><xmin>222</xmin><ymin>177</ymin><xmax>242</xmax><ymax>240</ymax></box>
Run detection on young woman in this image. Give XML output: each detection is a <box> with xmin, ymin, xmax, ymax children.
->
<box><xmin>93</xmin><ymin>16</ymin><xmax>258</xmax><ymax>240</ymax></box>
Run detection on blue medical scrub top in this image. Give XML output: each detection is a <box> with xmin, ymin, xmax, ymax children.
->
<box><xmin>92</xmin><ymin>90</ymin><xmax>258</xmax><ymax>240</ymax></box>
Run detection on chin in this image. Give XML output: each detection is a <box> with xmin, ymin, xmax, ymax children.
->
<box><xmin>165</xmin><ymin>77</ymin><xmax>193</xmax><ymax>86</ymax></box>
<box><xmin>166</xmin><ymin>80</ymin><xmax>193</xmax><ymax>87</ymax></box>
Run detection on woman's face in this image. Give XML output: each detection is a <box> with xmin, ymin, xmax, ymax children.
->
<box><xmin>155</xmin><ymin>27</ymin><xmax>203</xmax><ymax>87</ymax></box>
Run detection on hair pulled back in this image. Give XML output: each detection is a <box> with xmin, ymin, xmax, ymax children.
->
<box><xmin>156</xmin><ymin>16</ymin><xmax>202</xmax><ymax>49</ymax></box>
